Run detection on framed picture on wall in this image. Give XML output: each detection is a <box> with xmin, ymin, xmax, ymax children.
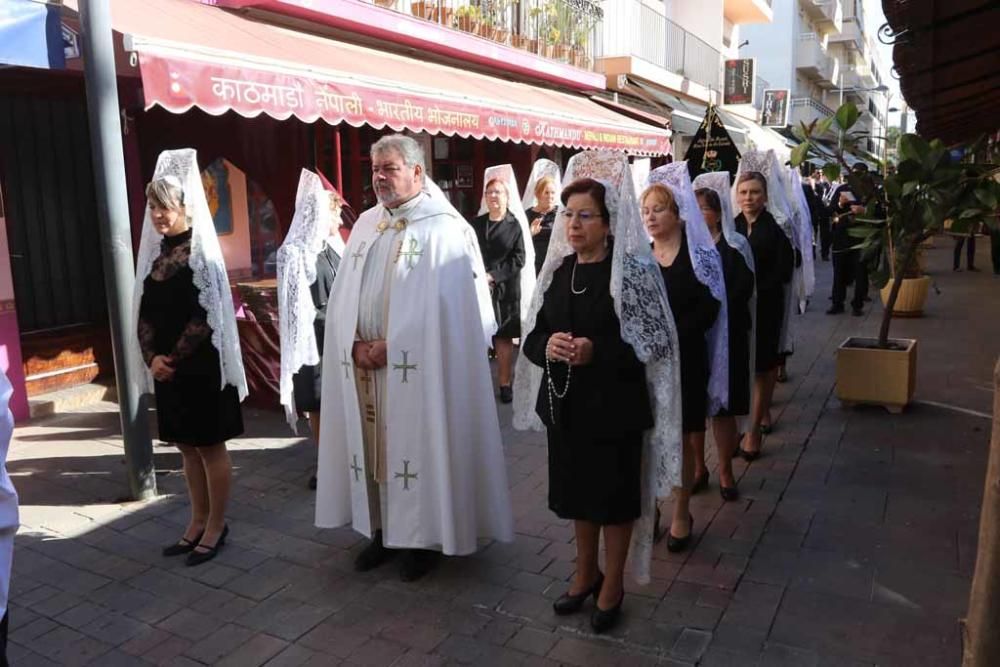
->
<box><xmin>456</xmin><ymin>164</ymin><xmax>474</xmax><ymax>188</ymax></box>
<box><xmin>201</xmin><ymin>158</ymin><xmax>234</xmax><ymax>236</ymax></box>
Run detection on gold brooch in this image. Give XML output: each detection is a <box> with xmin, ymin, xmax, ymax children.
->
<box><xmin>376</xmin><ymin>217</ymin><xmax>409</xmax><ymax>234</ymax></box>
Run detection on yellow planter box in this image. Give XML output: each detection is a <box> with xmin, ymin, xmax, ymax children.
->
<box><xmin>835</xmin><ymin>337</ymin><xmax>917</xmax><ymax>414</ymax></box>
<box><xmin>880</xmin><ymin>275</ymin><xmax>930</xmax><ymax>317</ymax></box>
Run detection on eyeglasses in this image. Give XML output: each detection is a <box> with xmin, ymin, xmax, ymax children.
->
<box><xmin>561</xmin><ymin>210</ymin><xmax>603</xmax><ymax>223</ymax></box>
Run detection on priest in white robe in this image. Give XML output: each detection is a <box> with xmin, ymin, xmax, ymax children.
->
<box><xmin>315</xmin><ymin>134</ymin><xmax>513</xmax><ymax>582</ymax></box>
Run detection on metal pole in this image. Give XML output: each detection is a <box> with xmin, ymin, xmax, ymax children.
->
<box><xmin>79</xmin><ymin>0</ymin><xmax>156</xmax><ymax>500</ymax></box>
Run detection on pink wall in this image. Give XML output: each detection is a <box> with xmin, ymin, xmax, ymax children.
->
<box><xmin>0</xmin><ymin>207</ymin><xmax>30</xmax><ymax>423</ymax></box>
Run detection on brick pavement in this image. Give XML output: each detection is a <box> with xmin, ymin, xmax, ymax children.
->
<box><xmin>6</xmin><ymin>239</ymin><xmax>998</xmax><ymax>665</ymax></box>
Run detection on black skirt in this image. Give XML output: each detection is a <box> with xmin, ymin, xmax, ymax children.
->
<box><xmin>292</xmin><ymin>320</ymin><xmax>324</xmax><ymax>413</ymax></box>
<box><xmin>153</xmin><ymin>353</ymin><xmax>244</xmax><ymax>447</ymax></box>
<box><xmin>547</xmin><ymin>428</ymin><xmax>642</xmax><ymax>525</ymax></box>
<box><xmin>755</xmin><ymin>288</ymin><xmax>785</xmax><ymax>372</ymax></box>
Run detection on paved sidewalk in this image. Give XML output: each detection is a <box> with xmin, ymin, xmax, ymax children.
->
<box><xmin>6</xmin><ymin>239</ymin><xmax>998</xmax><ymax>666</ymax></box>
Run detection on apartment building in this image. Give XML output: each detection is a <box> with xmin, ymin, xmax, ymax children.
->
<box><xmin>740</xmin><ymin>0</ymin><xmax>889</xmax><ymax>158</ymax></box>
<box><xmin>596</xmin><ymin>0</ymin><xmax>784</xmax><ymax>157</ymax></box>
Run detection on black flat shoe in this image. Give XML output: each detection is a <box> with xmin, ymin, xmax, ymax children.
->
<box><xmin>666</xmin><ymin>515</ymin><xmax>694</xmax><ymax>553</ymax></box>
<box><xmin>590</xmin><ymin>592</ymin><xmax>624</xmax><ymax>634</ymax></box>
<box><xmin>162</xmin><ymin>531</ymin><xmax>204</xmax><ymax>557</ymax></box>
<box><xmin>720</xmin><ymin>485</ymin><xmax>739</xmax><ymax>502</ymax></box>
<box><xmin>499</xmin><ymin>385</ymin><xmax>513</xmax><ymax>404</ymax></box>
<box><xmin>185</xmin><ymin>525</ymin><xmax>228</xmax><ymax>567</ymax></box>
<box><xmin>553</xmin><ymin>571</ymin><xmax>604</xmax><ymax>615</ymax></box>
<box><xmin>691</xmin><ymin>470</ymin><xmax>709</xmax><ymax>495</ymax></box>
<box><xmin>354</xmin><ymin>531</ymin><xmax>394</xmax><ymax>572</ymax></box>
<box><xmin>308</xmin><ymin>474</ymin><xmax>317</xmax><ymax>491</ymax></box>
<box><xmin>399</xmin><ymin>549</ymin><xmax>439</xmax><ymax>582</ymax></box>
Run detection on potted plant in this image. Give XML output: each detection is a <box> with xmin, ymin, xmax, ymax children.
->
<box><xmin>791</xmin><ymin>103</ymin><xmax>1000</xmax><ymax>412</ymax></box>
<box><xmin>454</xmin><ymin>6</ymin><xmax>482</xmax><ymax>34</ymax></box>
<box><xmin>374</xmin><ymin>0</ymin><xmax>397</xmax><ymax>8</ymax></box>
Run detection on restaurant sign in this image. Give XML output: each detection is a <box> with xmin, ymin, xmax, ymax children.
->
<box><xmin>137</xmin><ymin>52</ymin><xmax>670</xmax><ymax>155</ymax></box>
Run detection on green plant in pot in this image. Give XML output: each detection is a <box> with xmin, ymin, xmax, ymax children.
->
<box><xmin>790</xmin><ymin>102</ymin><xmax>1000</xmax><ymax>411</ymax></box>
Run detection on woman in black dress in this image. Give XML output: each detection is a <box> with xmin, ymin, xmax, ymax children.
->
<box><xmin>695</xmin><ymin>185</ymin><xmax>754</xmax><ymax>500</ymax></box>
<box><xmin>642</xmin><ymin>184</ymin><xmax>719</xmax><ymax>552</ymax></box>
<box><xmin>522</xmin><ymin>178</ymin><xmax>652</xmax><ymax>634</ymax></box>
<box><xmin>471</xmin><ymin>178</ymin><xmax>526</xmax><ymax>404</ymax></box>
<box><xmin>734</xmin><ymin>171</ymin><xmax>794</xmax><ymax>460</ymax></box>
<box><xmin>278</xmin><ymin>172</ymin><xmax>345</xmax><ymax>490</ymax></box>
<box><xmin>139</xmin><ymin>170</ymin><xmax>244</xmax><ymax>567</ymax></box>
<box><xmin>526</xmin><ymin>175</ymin><xmax>559</xmax><ymax>275</ymax></box>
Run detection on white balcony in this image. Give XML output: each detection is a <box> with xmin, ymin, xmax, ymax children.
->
<box><xmin>723</xmin><ymin>0</ymin><xmax>774</xmax><ymax>25</ymax></box>
<box><xmin>796</xmin><ymin>33</ymin><xmax>837</xmax><ymax>86</ymax></box>
<box><xmin>600</xmin><ymin>0</ymin><xmax>722</xmax><ymax>91</ymax></box>
<box><xmin>830</xmin><ymin>17</ymin><xmax>864</xmax><ymax>49</ymax></box>
<box><xmin>789</xmin><ymin>96</ymin><xmax>834</xmax><ymax>132</ymax></box>
<box><xmin>799</xmin><ymin>0</ymin><xmax>842</xmax><ymax>33</ymax></box>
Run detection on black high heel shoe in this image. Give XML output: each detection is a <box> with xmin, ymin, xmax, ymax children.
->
<box><xmin>162</xmin><ymin>530</ymin><xmax>204</xmax><ymax>557</ymax></box>
<box><xmin>590</xmin><ymin>592</ymin><xmax>625</xmax><ymax>634</ymax></box>
<box><xmin>185</xmin><ymin>524</ymin><xmax>228</xmax><ymax>567</ymax></box>
<box><xmin>666</xmin><ymin>514</ymin><xmax>694</xmax><ymax>553</ymax></box>
<box><xmin>737</xmin><ymin>430</ymin><xmax>764</xmax><ymax>462</ymax></box>
<box><xmin>720</xmin><ymin>485</ymin><xmax>739</xmax><ymax>502</ymax></box>
<box><xmin>553</xmin><ymin>571</ymin><xmax>604</xmax><ymax>616</ymax></box>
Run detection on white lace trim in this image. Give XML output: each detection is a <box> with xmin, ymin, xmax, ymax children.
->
<box><xmin>647</xmin><ymin>163</ymin><xmax>730</xmax><ymax>415</ymax></box>
<box><xmin>276</xmin><ymin>169</ymin><xmax>335</xmax><ymax>432</ymax></box>
<box><xmin>512</xmin><ymin>151</ymin><xmax>682</xmax><ymax>585</ymax></box>
<box><xmin>477</xmin><ymin>164</ymin><xmax>536</xmax><ymax>324</ymax></box>
<box><xmin>131</xmin><ymin>148</ymin><xmax>248</xmax><ymax>402</ymax></box>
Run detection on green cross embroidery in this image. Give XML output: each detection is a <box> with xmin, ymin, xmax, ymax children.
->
<box><xmin>350</xmin><ymin>454</ymin><xmax>362</xmax><ymax>482</ymax></box>
<box><xmin>394</xmin><ymin>459</ymin><xmax>418</xmax><ymax>490</ymax></box>
<box><xmin>341</xmin><ymin>349</ymin><xmax>352</xmax><ymax>379</ymax></box>
<box><xmin>351</xmin><ymin>241</ymin><xmax>367</xmax><ymax>270</ymax></box>
<box><xmin>392</xmin><ymin>350</ymin><xmax>418</xmax><ymax>383</ymax></box>
<box><xmin>395</xmin><ymin>237</ymin><xmax>423</xmax><ymax>270</ymax></box>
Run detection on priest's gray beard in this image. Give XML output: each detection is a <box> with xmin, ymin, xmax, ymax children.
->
<box><xmin>354</xmin><ymin>196</ymin><xmax>421</xmax><ymax>530</ymax></box>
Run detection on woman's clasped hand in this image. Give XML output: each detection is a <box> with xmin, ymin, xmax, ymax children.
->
<box><xmin>546</xmin><ymin>332</ymin><xmax>593</xmax><ymax>365</ymax></box>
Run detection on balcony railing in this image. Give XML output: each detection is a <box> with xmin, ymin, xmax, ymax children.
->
<box><xmin>790</xmin><ymin>96</ymin><xmax>834</xmax><ymax>129</ymax></box>
<box><xmin>601</xmin><ymin>0</ymin><xmax>721</xmax><ymax>91</ymax></box>
<box><xmin>369</xmin><ymin>0</ymin><xmax>604</xmax><ymax>71</ymax></box>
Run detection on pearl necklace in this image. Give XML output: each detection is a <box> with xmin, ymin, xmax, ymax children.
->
<box><xmin>570</xmin><ymin>259</ymin><xmax>587</xmax><ymax>295</ymax></box>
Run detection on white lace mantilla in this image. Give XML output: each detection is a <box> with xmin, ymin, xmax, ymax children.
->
<box><xmin>520</xmin><ymin>159</ymin><xmax>562</xmax><ymax>211</ymax></box>
<box><xmin>130</xmin><ymin>148</ymin><xmax>248</xmax><ymax>401</ymax></box>
<box><xmin>478</xmin><ymin>164</ymin><xmax>536</xmax><ymax>325</ymax></box>
<box><xmin>512</xmin><ymin>151</ymin><xmax>682</xmax><ymax>585</ymax></box>
<box><xmin>734</xmin><ymin>150</ymin><xmax>798</xmax><ymax>354</ymax></box>
<box><xmin>276</xmin><ymin>169</ymin><xmax>335</xmax><ymax>431</ymax></box>
<box><xmin>647</xmin><ymin>162</ymin><xmax>730</xmax><ymax>415</ymax></box>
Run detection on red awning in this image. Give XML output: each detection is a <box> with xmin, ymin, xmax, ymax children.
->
<box><xmin>86</xmin><ymin>0</ymin><xmax>670</xmax><ymax>156</ymax></box>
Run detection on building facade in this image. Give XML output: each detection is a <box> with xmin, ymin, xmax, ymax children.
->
<box><xmin>740</xmin><ymin>0</ymin><xmax>889</xmax><ymax>159</ymax></box>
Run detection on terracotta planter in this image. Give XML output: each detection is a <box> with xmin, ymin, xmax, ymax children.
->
<box><xmin>493</xmin><ymin>29</ymin><xmax>510</xmax><ymax>44</ymax></box>
<box><xmin>553</xmin><ymin>44</ymin><xmax>571</xmax><ymax>60</ymax></box>
<box><xmin>836</xmin><ymin>336</ymin><xmax>917</xmax><ymax>414</ymax></box>
<box><xmin>511</xmin><ymin>34</ymin><xmax>528</xmax><ymax>49</ymax></box>
<box><xmin>374</xmin><ymin>0</ymin><xmax>396</xmax><ymax>7</ymax></box>
<box><xmin>880</xmin><ymin>275</ymin><xmax>930</xmax><ymax>317</ymax></box>
<box><xmin>455</xmin><ymin>16</ymin><xmax>480</xmax><ymax>33</ymax></box>
<box><xmin>410</xmin><ymin>1</ymin><xmax>437</xmax><ymax>20</ymax></box>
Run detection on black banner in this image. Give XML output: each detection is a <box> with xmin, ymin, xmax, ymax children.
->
<box><xmin>684</xmin><ymin>106</ymin><xmax>742</xmax><ymax>180</ymax></box>
<box><xmin>724</xmin><ymin>59</ymin><xmax>755</xmax><ymax>105</ymax></box>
